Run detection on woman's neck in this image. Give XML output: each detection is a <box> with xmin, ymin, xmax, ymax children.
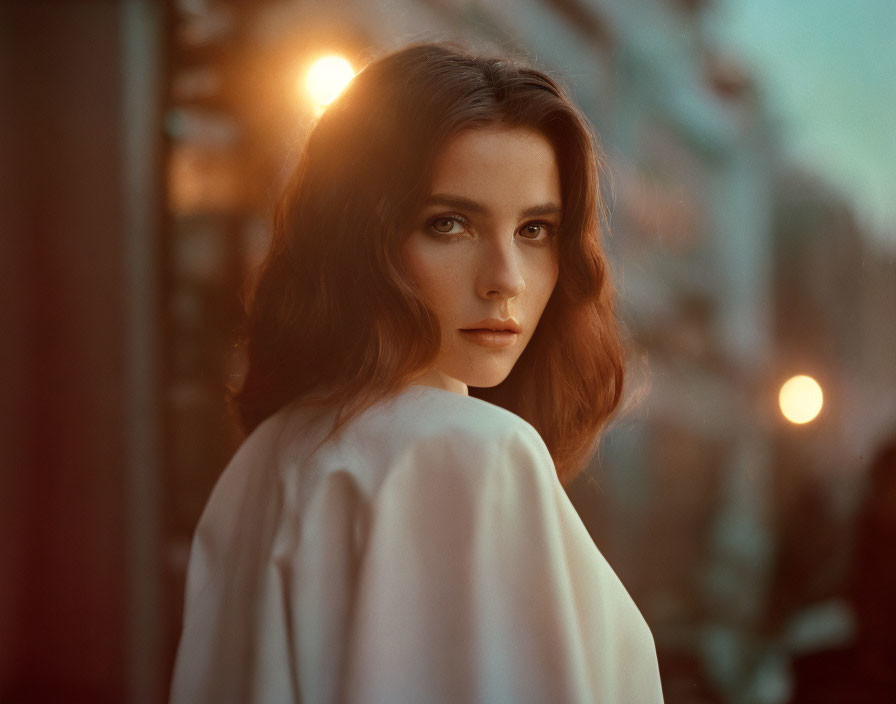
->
<box><xmin>408</xmin><ymin>369</ymin><xmax>469</xmax><ymax>396</ymax></box>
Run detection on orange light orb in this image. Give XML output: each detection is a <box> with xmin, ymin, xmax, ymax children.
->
<box><xmin>779</xmin><ymin>375</ymin><xmax>823</xmax><ymax>424</ymax></box>
<box><xmin>304</xmin><ymin>55</ymin><xmax>355</xmax><ymax>107</ymax></box>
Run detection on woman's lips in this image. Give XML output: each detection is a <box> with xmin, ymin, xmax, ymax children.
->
<box><xmin>459</xmin><ymin>329</ymin><xmax>519</xmax><ymax>348</ymax></box>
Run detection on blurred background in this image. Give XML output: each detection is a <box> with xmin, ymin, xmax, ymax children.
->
<box><xmin>2</xmin><ymin>0</ymin><xmax>894</xmax><ymax>702</ymax></box>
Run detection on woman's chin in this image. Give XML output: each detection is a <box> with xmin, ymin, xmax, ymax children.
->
<box><xmin>460</xmin><ymin>366</ymin><xmax>514</xmax><ymax>389</ymax></box>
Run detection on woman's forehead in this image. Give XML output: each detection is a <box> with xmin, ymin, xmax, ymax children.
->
<box><xmin>427</xmin><ymin>126</ymin><xmax>562</xmax><ymax>208</ymax></box>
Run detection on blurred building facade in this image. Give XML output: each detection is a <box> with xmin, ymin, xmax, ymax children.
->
<box><xmin>3</xmin><ymin>1</ymin><xmax>894</xmax><ymax>703</ymax></box>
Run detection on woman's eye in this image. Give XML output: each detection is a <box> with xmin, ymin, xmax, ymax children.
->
<box><xmin>428</xmin><ymin>216</ymin><xmax>466</xmax><ymax>236</ymax></box>
<box><xmin>519</xmin><ymin>222</ymin><xmax>554</xmax><ymax>240</ymax></box>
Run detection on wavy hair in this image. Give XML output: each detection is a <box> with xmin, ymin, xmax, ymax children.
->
<box><xmin>230</xmin><ymin>41</ymin><xmax>624</xmax><ymax>485</ymax></box>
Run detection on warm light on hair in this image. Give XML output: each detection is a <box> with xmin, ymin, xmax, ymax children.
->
<box><xmin>304</xmin><ymin>55</ymin><xmax>355</xmax><ymax>107</ymax></box>
<box><xmin>779</xmin><ymin>375</ymin><xmax>824</xmax><ymax>424</ymax></box>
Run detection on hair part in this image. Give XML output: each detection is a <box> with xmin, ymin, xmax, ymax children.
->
<box><xmin>230</xmin><ymin>40</ymin><xmax>624</xmax><ymax>485</ymax></box>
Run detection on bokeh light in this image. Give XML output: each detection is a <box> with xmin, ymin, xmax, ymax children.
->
<box><xmin>779</xmin><ymin>375</ymin><xmax>824</xmax><ymax>424</ymax></box>
<box><xmin>304</xmin><ymin>55</ymin><xmax>355</xmax><ymax>108</ymax></box>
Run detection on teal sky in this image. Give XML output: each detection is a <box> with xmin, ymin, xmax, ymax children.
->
<box><xmin>706</xmin><ymin>0</ymin><xmax>896</xmax><ymax>250</ymax></box>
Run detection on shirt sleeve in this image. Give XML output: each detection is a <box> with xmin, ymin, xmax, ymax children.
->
<box><xmin>341</xmin><ymin>421</ymin><xmax>664</xmax><ymax>704</ymax></box>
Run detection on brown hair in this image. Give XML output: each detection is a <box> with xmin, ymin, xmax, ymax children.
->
<box><xmin>230</xmin><ymin>41</ymin><xmax>624</xmax><ymax>485</ymax></box>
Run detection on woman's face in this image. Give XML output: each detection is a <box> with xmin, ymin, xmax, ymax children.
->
<box><xmin>401</xmin><ymin>125</ymin><xmax>562</xmax><ymax>394</ymax></box>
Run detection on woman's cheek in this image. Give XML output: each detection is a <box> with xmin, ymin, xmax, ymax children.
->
<box><xmin>518</xmin><ymin>249</ymin><xmax>555</xmax><ymax>293</ymax></box>
<box><xmin>402</xmin><ymin>237</ymin><xmax>459</xmax><ymax>304</ymax></box>
<box><xmin>423</xmin><ymin>263</ymin><xmax>463</xmax><ymax>309</ymax></box>
<box><xmin>399</xmin><ymin>235</ymin><xmax>431</xmax><ymax>289</ymax></box>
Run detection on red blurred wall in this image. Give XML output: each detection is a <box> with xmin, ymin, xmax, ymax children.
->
<box><xmin>1</xmin><ymin>2</ymin><xmax>129</xmax><ymax>701</ymax></box>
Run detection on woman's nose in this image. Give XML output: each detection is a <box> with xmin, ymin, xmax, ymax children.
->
<box><xmin>477</xmin><ymin>235</ymin><xmax>526</xmax><ymax>300</ymax></box>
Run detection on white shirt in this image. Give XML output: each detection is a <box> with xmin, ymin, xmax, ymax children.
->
<box><xmin>169</xmin><ymin>384</ymin><xmax>664</xmax><ymax>703</ymax></box>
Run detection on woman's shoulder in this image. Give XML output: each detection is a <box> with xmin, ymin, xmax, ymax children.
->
<box><xmin>386</xmin><ymin>384</ymin><xmax>538</xmax><ymax>437</ymax></box>
<box><xmin>269</xmin><ymin>383</ymin><xmax>536</xmax><ymax>444</ymax></box>
<box><xmin>359</xmin><ymin>386</ymin><xmax>556</xmax><ymax>490</ymax></box>
<box><xmin>270</xmin><ymin>384</ymin><xmax>555</xmax><ymax>496</ymax></box>
<box><xmin>355</xmin><ymin>385</ymin><xmax>549</xmax><ymax>463</ymax></box>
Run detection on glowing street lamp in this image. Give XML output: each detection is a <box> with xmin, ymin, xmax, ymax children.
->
<box><xmin>779</xmin><ymin>375</ymin><xmax>824</xmax><ymax>424</ymax></box>
<box><xmin>304</xmin><ymin>55</ymin><xmax>355</xmax><ymax>109</ymax></box>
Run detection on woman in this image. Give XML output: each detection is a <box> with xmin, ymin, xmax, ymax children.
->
<box><xmin>170</xmin><ymin>41</ymin><xmax>664</xmax><ymax>703</ymax></box>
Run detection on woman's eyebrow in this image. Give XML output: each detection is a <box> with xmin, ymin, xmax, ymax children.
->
<box><xmin>424</xmin><ymin>193</ymin><xmax>562</xmax><ymax>218</ymax></box>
